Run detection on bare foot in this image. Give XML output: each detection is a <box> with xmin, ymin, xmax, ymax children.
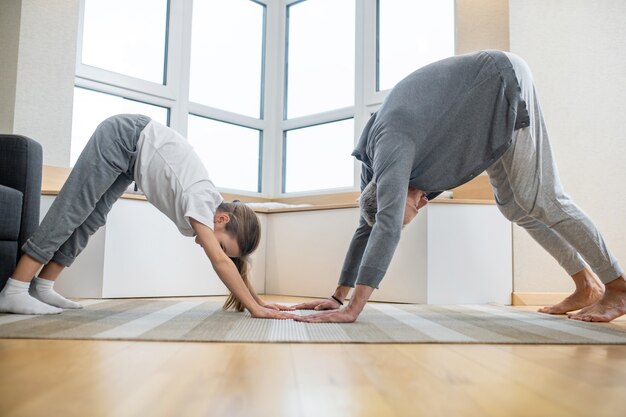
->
<box><xmin>537</xmin><ymin>268</ymin><xmax>604</xmax><ymax>315</ymax></box>
<box><xmin>568</xmin><ymin>276</ymin><xmax>626</xmax><ymax>322</ymax></box>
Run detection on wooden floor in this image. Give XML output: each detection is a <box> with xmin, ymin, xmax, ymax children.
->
<box><xmin>1</xmin><ymin>296</ymin><xmax>626</xmax><ymax>417</ymax></box>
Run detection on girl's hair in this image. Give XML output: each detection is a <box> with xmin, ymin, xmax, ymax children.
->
<box><xmin>217</xmin><ymin>201</ymin><xmax>261</xmax><ymax>312</ymax></box>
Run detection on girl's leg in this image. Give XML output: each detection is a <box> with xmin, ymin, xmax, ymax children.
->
<box><xmin>7</xmin><ymin>172</ymin><xmax>131</xmax><ymax>312</ymax></box>
<box><xmin>28</xmin><ymin>173</ymin><xmax>132</xmax><ymax>309</ymax></box>
<box><xmin>21</xmin><ymin>115</ymin><xmax>143</xmax><ymax>268</ymax></box>
<box><xmin>0</xmin><ymin>255</ymin><xmax>61</xmax><ymax>314</ymax></box>
<box><xmin>0</xmin><ymin>115</ymin><xmax>147</xmax><ymax>314</ymax></box>
<box><xmin>38</xmin><ymin>260</ymin><xmax>66</xmax><ymax>281</ymax></box>
<box><xmin>49</xmin><ymin>174</ymin><xmax>132</xmax><ymax>268</ymax></box>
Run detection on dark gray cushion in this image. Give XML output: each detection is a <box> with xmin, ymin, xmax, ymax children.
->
<box><xmin>0</xmin><ymin>134</ymin><xmax>42</xmax><ymax>289</ymax></box>
<box><xmin>0</xmin><ymin>184</ymin><xmax>23</xmax><ymax>240</ymax></box>
<box><xmin>0</xmin><ymin>135</ymin><xmax>42</xmax><ymax>247</ymax></box>
<box><xmin>0</xmin><ymin>241</ymin><xmax>17</xmax><ymax>285</ymax></box>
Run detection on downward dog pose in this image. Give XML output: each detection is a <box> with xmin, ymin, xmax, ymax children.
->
<box><xmin>0</xmin><ymin>114</ymin><xmax>295</xmax><ymax>318</ymax></box>
<box><xmin>294</xmin><ymin>50</ymin><xmax>626</xmax><ymax>323</ymax></box>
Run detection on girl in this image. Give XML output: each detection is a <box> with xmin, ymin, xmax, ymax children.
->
<box><xmin>0</xmin><ymin>114</ymin><xmax>295</xmax><ymax>319</ymax></box>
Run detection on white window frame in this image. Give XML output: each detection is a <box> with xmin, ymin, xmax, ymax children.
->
<box><xmin>74</xmin><ymin>0</ymin><xmax>455</xmax><ymax>198</ymax></box>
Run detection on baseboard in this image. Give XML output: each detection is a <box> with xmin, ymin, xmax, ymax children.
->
<box><xmin>512</xmin><ymin>292</ymin><xmax>571</xmax><ymax>306</ymax></box>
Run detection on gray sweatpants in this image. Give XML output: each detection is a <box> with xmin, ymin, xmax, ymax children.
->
<box><xmin>486</xmin><ymin>53</ymin><xmax>623</xmax><ymax>283</ymax></box>
<box><xmin>23</xmin><ymin>114</ymin><xmax>150</xmax><ymax>267</ymax></box>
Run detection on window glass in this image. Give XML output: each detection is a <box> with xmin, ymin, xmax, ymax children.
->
<box><xmin>286</xmin><ymin>0</ymin><xmax>355</xmax><ymax>118</ymax></box>
<box><xmin>187</xmin><ymin>115</ymin><xmax>261</xmax><ymax>192</ymax></box>
<box><xmin>189</xmin><ymin>0</ymin><xmax>265</xmax><ymax>118</ymax></box>
<box><xmin>81</xmin><ymin>0</ymin><xmax>168</xmax><ymax>84</ymax></box>
<box><xmin>71</xmin><ymin>87</ymin><xmax>169</xmax><ymax>166</ymax></box>
<box><xmin>284</xmin><ymin>119</ymin><xmax>354</xmax><ymax>192</ymax></box>
<box><xmin>377</xmin><ymin>0</ymin><xmax>455</xmax><ymax>91</ymax></box>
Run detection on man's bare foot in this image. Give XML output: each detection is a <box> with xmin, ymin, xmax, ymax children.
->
<box><xmin>568</xmin><ymin>276</ymin><xmax>626</xmax><ymax>322</ymax></box>
<box><xmin>538</xmin><ymin>268</ymin><xmax>604</xmax><ymax>315</ymax></box>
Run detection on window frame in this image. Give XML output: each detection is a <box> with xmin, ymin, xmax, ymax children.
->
<box><xmin>73</xmin><ymin>0</ymin><xmax>455</xmax><ymax>198</ymax></box>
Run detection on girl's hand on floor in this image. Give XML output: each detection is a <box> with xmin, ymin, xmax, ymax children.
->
<box><xmin>292</xmin><ymin>298</ymin><xmax>340</xmax><ymax>311</ymax></box>
<box><xmin>294</xmin><ymin>308</ymin><xmax>358</xmax><ymax>323</ymax></box>
<box><xmin>263</xmin><ymin>303</ymin><xmax>296</xmax><ymax>311</ymax></box>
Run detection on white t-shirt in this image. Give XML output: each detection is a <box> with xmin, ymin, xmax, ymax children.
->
<box><xmin>134</xmin><ymin>120</ymin><xmax>223</xmax><ymax>236</ymax></box>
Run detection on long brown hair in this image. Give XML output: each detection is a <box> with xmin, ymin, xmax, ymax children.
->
<box><xmin>218</xmin><ymin>201</ymin><xmax>261</xmax><ymax>311</ymax></box>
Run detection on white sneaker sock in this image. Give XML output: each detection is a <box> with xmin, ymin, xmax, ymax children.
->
<box><xmin>0</xmin><ymin>278</ymin><xmax>63</xmax><ymax>315</ymax></box>
<box><xmin>30</xmin><ymin>277</ymin><xmax>83</xmax><ymax>309</ymax></box>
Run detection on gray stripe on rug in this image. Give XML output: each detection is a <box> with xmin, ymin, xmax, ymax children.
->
<box><xmin>0</xmin><ymin>314</ymin><xmax>38</xmax><ymax>326</ymax></box>
<box><xmin>305</xmin><ymin>322</ymin><xmax>351</xmax><ymax>342</ymax></box>
<box><xmin>49</xmin><ymin>299</ymin><xmax>180</xmax><ymax>339</ymax></box>
<box><xmin>403</xmin><ymin>304</ymin><xmax>521</xmax><ymax>343</ymax></box>
<box><xmin>182</xmin><ymin>306</ymin><xmax>250</xmax><ymax>341</ymax></box>
<box><xmin>368</xmin><ymin>303</ymin><xmax>475</xmax><ymax>342</ymax></box>
<box><xmin>94</xmin><ymin>301</ymin><xmax>204</xmax><ymax>339</ymax></box>
<box><xmin>0</xmin><ymin>299</ymin><xmax>156</xmax><ymax>338</ymax></box>
<box><xmin>463</xmin><ymin>305</ymin><xmax>626</xmax><ymax>344</ymax></box>
<box><xmin>423</xmin><ymin>304</ymin><xmax>571</xmax><ymax>344</ymax></box>
<box><xmin>431</xmin><ymin>304</ymin><xmax>619</xmax><ymax>344</ymax></box>
<box><xmin>140</xmin><ymin>301</ymin><xmax>224</xmax><ymax>341</ymax></box>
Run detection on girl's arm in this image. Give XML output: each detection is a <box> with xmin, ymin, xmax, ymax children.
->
<box><xmin>190</xmin><ymin>219</ymin><xmax>295</xmax><ymax>319</ymax></box>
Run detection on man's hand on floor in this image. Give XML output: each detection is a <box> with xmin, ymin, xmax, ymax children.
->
<box><xmin>293</xmin><ymin>308</ymin><xmax>358</xmax><ymax>323</ymax></box>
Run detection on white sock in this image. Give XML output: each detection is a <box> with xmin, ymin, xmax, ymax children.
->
<box><xmin>0</xmin><ymin>278</ymin><xmax>63</xmax><ymax>315</ymax></box>
<box><xmin>30</xmin><ymin>277</ymin><xmax>83</xmax><ymax>309</ymax></box>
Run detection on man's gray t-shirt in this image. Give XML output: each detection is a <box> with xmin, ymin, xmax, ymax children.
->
<box><xmin>340</xmin><ymin>50</ymin><xmax>530</xmax><ymax>289</ymax></box>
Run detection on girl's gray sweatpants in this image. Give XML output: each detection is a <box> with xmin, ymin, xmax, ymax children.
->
<box><xmin>486</xmin><ymin>53</ymin><xmax>623</xmax><ymax>283</ymax></box>
<box><xmin>23</xmin><ymin>114</ymin><xmax>151</xmax><ymax>267</ymax></box>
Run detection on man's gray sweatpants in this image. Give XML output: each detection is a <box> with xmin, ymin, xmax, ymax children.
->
<box><xmin>23</xmin><ymin>114</ymin><xmax>150</xmax><ymax>267</ymax></box>
<box><xmin>486</xmin><ymin>53</ymin><xmax>623</xmax><ymax>283</ymax></box>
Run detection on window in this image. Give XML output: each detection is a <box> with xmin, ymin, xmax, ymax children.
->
<box><xmin>283</xmin><ymin>119</ymin><xmax>354</xmax><ymax>193</ymax></box>
<box><xmin>285</xmin><ymin>0</ymin><xmax>355</xmax><ymax>119</ymax></box>
<box><xmin>377</xmin><ymin>0</ymin><xmax>455</xmax><ymax>91</ymax></box>
<box><xmin>70</xmin><ymin>87</ymin><xmax>169</xmax><ymax>165</ymax></box>
<box><xmin>74</xmin><ymin>0</ymin><xmax>455</xmax><ymax>196</ymax></box>
<box><xmin>189</xmin><ymin>0</ymin><xmax>265</xmax><ymax>118</ymax></box>
<box><xmin>187</xmin><ymin>115</ymin><xmax>261</xmax><ymax>192</ymax></box>
<box><xmin>282</xmin><ymin>0</ymin><xmax>356</xmax><ymax>193</ymax></box>
<box><xmin>81</xmin><ymin>0</ymin><xmax>168</xmax><ymax>84</ymax></box>
<box><xmin>75</xmin><ymin>0</ymin><xmax>266</xmax><ymax>192</ymax></box>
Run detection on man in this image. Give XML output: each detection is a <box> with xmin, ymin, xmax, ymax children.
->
<box><xmin>293</xmin><ymin>50</ymin><xmax>626</xmax><ymax>323</ymax></box>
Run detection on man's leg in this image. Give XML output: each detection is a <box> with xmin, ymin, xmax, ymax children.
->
<box><xmin>486</xmin><ymin>160</ymin><xmax>604</xmax><ymax>314</ymax></box>
<box><xmin>499</xmin><ymin>54</ymin><xmax>625</xmax><ymax>321</ymax></box>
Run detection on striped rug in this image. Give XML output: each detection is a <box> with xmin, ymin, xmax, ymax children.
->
<box><xmin>1</xmin><ymin>299</ymin><xmax>625</xmax><ymax>344</ymax></box>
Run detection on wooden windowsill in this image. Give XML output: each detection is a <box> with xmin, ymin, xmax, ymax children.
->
<box><xmin>42</xmin><ymin>165</ymin><xmax>495</xmax><ymax>213</ymax></box>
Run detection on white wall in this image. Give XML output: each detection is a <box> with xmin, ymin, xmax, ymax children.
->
<box><xmin>0</xmin><ymin>0</ymin><xmax>21</xmax><ymax>132</ymax></box>
<box><xmin>1</xmin><ymin>0</ymin><xmax>79</xmax><ymax>166</ymax></box>
<box><xmin>455</xmin><ymin>0</ymin><xmax>509</xmax><ymax>54</ymax></box>
<box><xmin>265</xmin><ymin>204</ymin><xmax>511</xmax><ymax>304</ymax></box>
<box><xmin>510</xmin><ymin>0</ymin><xmax>626</xmax><ymax>292</ymax></box>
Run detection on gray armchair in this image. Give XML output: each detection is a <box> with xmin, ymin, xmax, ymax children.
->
<box><xmin>0</xmin><ymin>135</ymin><xmax>42</xmax><ymax>290</ymax></box>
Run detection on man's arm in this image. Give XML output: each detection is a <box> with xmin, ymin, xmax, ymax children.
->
<box><xmin>296</xmin><ymin>134</ymin><xmax>416</xmax><ymax>322</ymax></box>
<box><xmin>294</xmin><ymin>284</ymin><xmax>375</xmax><ymax>323</ymax></box>
<box><xmin>191</xmin><ymin>219</ymin><xmax>296</xmax><ymax>319</ymax></box>
<box><xmin>293</xmin><ymin>165</ymin><xmax>373</xmax><ymax>311</ymax></box>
